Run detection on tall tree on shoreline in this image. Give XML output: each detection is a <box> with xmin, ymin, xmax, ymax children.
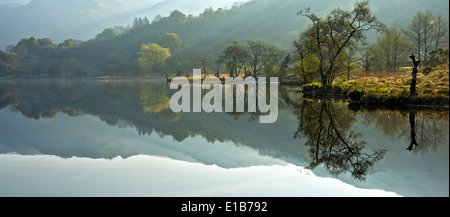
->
<box><xmin>138</xmin><ymin>43</ymin><xmax>171</xmax><ymax>75</ymax></box>
<box><xmin>297</xmin><ymin>0</ymin><xmax>385</xmax><ymax>88</ymax></box>
<box><xmin>431</xmin><ymin>13</ymin><xmax>449</xmax><ymax>51</ymax></box>
<box><xmin>247</xmin><ymin>41</ymin><xmax>267</xmax><ymax>77</ymax></box>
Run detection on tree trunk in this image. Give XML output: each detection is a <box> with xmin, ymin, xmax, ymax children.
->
<box><xmin>409</xmin><ymin>55</ymin><xmax>420</xmax><ymax>97</ymax></box>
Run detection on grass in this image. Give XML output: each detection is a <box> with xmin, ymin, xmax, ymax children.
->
<box><xmin>303</xmin><ymin>69</ymin><xmax>449</xmax><ymax>107</ymax></box>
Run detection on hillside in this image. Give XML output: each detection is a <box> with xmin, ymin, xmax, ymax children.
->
<box><xmin>0</xmin><ymin>0</ymin><xmax>448</xmax><ymax>78</ymax></box>
<box><xmin>0</xmin><ymin>0</ymin><xmax>247</xmax><ymax>49</ymax></box>
<box><xmin>2</xmin><ymin>0</ymin><xmax>448</xmax><ymax>50</ymax></box>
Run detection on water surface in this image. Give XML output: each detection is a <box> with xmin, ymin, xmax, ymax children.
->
<box><xmin>0</xmin><ymin>80</ymin><xmax>448</xmax><ymax>197</ymax></box>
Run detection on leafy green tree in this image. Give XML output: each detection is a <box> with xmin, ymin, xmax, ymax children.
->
<box><xmin>0</xmin><ymin>51</ymin><xmax>20</xmax><ymax>76</ymax></box>
<box><xmin>341</xmin><ymin>46</ymin><xmax>360</xmax><ymax>80</ymax></box>
<box><xmin>58</xmin><ymin>39</ymin><xmax>76</xmax><ymax>50</ymax></box>
<box><xmin>95</xmin><ymin>28</ymin><xmax>119</xmax><ymax>40</ymax></box>
<box><xmin>139</xmin><ymin>43</ymin><xmax>171</xmax><ymax>74</ymax></box>
<box><xmin>294</xmin><ymin>54</ymin><xmax>319</xmax><ymax>84</ymax></box>
<box><xmin>425</xmin><ymin>48</ymin><xmax>449</xmax><ymax>67</ymax></box>
<box><xmin>164</xmin><ymin>55</ymin><xmax>179</xmax><ymax>75</ymax></box>
<box><xmin>64</xmin><ymin>57</ymin><xmax>84</xmax><ymax>77</ymax></box>
<box><xmin>158</xmin><ymin>33</ymin><xmax>182</xmax><ymax>54</ymax></box>
<box><xmin>223</xmin><ymin>42</ymin><xmax>249</xmax><ymax>77</ymax></box>
<box><xmin>132</xmin><ymin>17</ymin><xmax>150</xmax><ymax>29</ymax></box>
<box><xmin>104</xmin><ymin>64</ymin><xmax>119</xmax><ymax>76</ymax></box>
<box><xmin>199</xmin><ymin>58</ymin><xmax>211</xmax><ymax>76</ymax></box>
<box><xmin>46</xmin><ymin>62</ymin><xmax>63</xmax><ymax>77</ymax></box>
<box><xmin>263</xmin><ymin>45</ymin><xmax>284</xmax><ymax>77</ymax></box>
<box><xmin>297</xmin><ymin>0</ymin><xmax>385</xmax><ymax>88</ymax></box>
<box><xmin>37</xmin><ymin>38</ymin><xmax>56</xmax><ymax>49</ymax></box>
<box><xmin>169</xmin><ymin>10</ymin><xmax>187</xmax><ymax>23</ymax></box>
<box><xmin>247</xmin><ymin>41</ymin><xmax>267</xmax><ymax>77</ymax></box>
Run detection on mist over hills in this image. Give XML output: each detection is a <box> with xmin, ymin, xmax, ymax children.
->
<box><xmin>0</xmin><ymin>0</ymin><xmax>247</xmax><ymax>49</ymax></box>
<box><xmin>1</xmin><ymin>0</ymin><xmax>449</xmax><ymax>50</ymax></box>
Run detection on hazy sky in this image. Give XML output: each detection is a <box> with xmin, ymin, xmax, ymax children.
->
<box><xmin>0</xmin><ymin>0</ymin><xmax>31</xmax><ymax>5</ymax></box>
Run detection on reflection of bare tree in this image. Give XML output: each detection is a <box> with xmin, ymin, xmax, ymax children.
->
<box><xmin>361</xmin><ymin>109</ymin><xmax>448</xmax><ymax>154</ymax></box>
<box><xmin>408</xmin><ymin>112</ymin><xmax>418</xmax><ymax>152</ymax></box>
<box><xmin>294</xmin><ymin>99</ymin><xmax>386</xmax><ymax>181</ymax></box>
<box><xmin>406</xmin><ymin>111</ymin><xmax>448</xmax><ymax>154</ymax></box>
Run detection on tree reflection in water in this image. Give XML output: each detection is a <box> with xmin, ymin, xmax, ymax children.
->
<box><xmin>1</xmin><ymin>81</ymin><xmax>448</xmax><ymax>181</ymax></box>
<box><xmin>359</xmin><ymin>108</ymin><xmax>448</xmax><ymax>154</ymax></box>
<box><xmin>293</xmin><ymin>99</ymin><xmax>386</xmax><ymax>181</ymax></box>
<box><xmin>408</xmin><ymin>112</ymin><xmax>418</xmax><ymax>152</ymax></box>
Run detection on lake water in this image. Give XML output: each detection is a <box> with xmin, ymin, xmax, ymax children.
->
<box><xmin>0</xmin><ymin>80</ymin><xmax>448</xmax><ymax>197</ymax></box>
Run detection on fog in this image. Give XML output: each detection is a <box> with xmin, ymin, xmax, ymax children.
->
<box><xmin>0</xmin><ymin>0</ymin><xmax>249</xmax><ymax>49</ymax></box>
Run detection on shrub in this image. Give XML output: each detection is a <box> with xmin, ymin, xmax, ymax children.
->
<box><xmin>421</xmin><ymin>66</ymin><xmax>434</xmax><ymax>75</ymax></box>
<box><xmin>348</xmin><ymin>90</ymin><xmax>363</xmax><ymax>101</ymax></box>
<box><xmin>303</xmin><ymin>83</ymin><xmax>322</xmax><ymax>92</ymax></box>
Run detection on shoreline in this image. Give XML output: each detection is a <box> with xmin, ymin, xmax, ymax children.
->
<box><xmin>2</xmin><ymin>77</ymin><xmax>448</xmax><ymax>109</ymax></box>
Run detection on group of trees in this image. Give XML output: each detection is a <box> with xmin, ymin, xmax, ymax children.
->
<box><xmin>0</xmin><ymin>50</ymin><xmax>19</xmax><ymax>77</ymax></box>
<box><xmin>294</xmin><ymin>1</ymin><xmax>385</xmax><ymax>87</ymax></box>
<box><xmin>1</xmin><ymin>0</ymin><xmax>448</xmax><ymax>84</ymax></box>
<box><xmin>137</xmin><ymin>36</ymin><xmax>287</xmax><ymax>78</ymax></box>
<box><xmin>219</xmin><ymin>41</ymin><xmax>286</xmax><ymax>78</ymax></box>
<box><xmin>293</xmin><ymin>0</ymin><xmax>449</xmax><ymax>87</ymax></box>
<box><xmin>0</xmin><ymin>37</ymin><xmax>86</xmax><ymax>77</ymax></box>
<box><xmin>367</xmin><ymin>10</ymin><xmax>449</xmax><ymax>72</ymax></box>
<box><xmin>0</xmin><ymin>0</ymin><xmax>312</xmax><ymax>78</ymax></box>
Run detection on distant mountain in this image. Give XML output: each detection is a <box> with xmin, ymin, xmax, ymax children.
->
<box><xmin>0</xmin><ymin>0</ymin><xmax>248</xmax><ymax>50</ymax></box>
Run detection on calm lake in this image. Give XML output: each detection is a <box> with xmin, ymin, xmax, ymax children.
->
<box><xmin>0</xmin><ymin>80</ymin><xmax>448</xmax><ymax>197</ymax></box>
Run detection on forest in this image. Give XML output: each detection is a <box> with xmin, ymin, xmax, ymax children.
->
<box><xmin>0</xmin><ymin>0</ymin><xmax>448</xmax><ymax>105</ymax></box>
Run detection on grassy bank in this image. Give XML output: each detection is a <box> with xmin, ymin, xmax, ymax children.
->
<box><xmin>303</xmin><ymin>69</ymin><xmax>449</xmax><ymax>107</ymax></box>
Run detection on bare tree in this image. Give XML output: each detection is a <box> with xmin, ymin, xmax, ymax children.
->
<box><xmin>405</xmin><ymin>10</ymin><xmax>435</xmax><ymax>66</ymax></box>
<box><xmin>370</xmin><ymin>27</ymin><xmax>412</xmax><ymax>71</ymax></box>
<box><xmin>200</xmin><ymin>58</ymin><xmax>209</xmax><ymax>77</ymax></box>
<box><xmin>432</xmin><ymin>13</ymin><xmax>449</xmax><ymax>50</ymax></box>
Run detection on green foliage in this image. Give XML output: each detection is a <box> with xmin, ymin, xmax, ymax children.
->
<box><xmin>46</xmin><ymin>62</ymin><xmax>63</xmax><ymax>77</ymax></box>
<box><xmin>297</xmin><ymin>0</ymin><xmax>385</xmax><ymax>87</ymax></box>
<box><xmin>38</xmin><ymin>38</ymin><xmax>56</xmax><ymax>49</ymax></box>
<box><xmin>295</xmin><ymin>54</ymin><xmax>319</xmax><ymax>83</ymax></box>
<box><xmin>303</xmin><ymin>83</ymin><xmax>322</xmax><ymax>92</ymax></box>
<box><xmin>421</xmin><ymin>66</ymin><xmax>434</xmax><ymax>75</ymax></box>
<box><xmin>138</xmin><ymin>43</ymin><xmax>171</xmax><ymax>74</ymax></box>
<box><xmin>95</xmin><ymin>28</ymin><xmax>119</xmax><ymax>40</ymax></box>
<box><xmin>368</xmin><ymin>27</ymin><xmax>412</xmax><ymax>72</ymax></box>
<box><xmin>426</xmin><ymin>48</ymin><xmax>449</xmax><ymax>68</ymax></box>
<box><xmin>158</xmin><ymin>33</ymin><xmax>182</xmax><ymax>53</ymax></box>
<box><xmin>58</xmin><ymin>39</ymin><xmax>76</xmax><ymax>50</ymax></box>
<box><xmin>0</xmin><ymin>51</ymin><xmax>20</xmax><ymax>76</ymax></box>
<box><xmin>222</xmin><ymin>42</ymin><xmax>249</xmax><ymax>77</ymax></box>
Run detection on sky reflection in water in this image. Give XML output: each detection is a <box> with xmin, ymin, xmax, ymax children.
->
<box><xmin>0</xmin><ymin>81</ymin><xmax>448</xmax><ymax>197</ymax></box>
